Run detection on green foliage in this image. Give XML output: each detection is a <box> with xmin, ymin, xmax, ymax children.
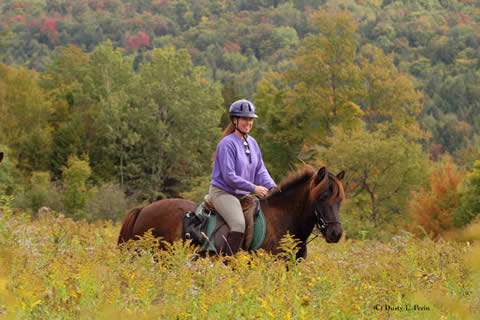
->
<box><xmin>87</xmin><ymin>41</ymin><xmax>139</xmax><ymax>188</ymax></box>
<box><xmin>134</xmin><ymin>46</ymin><xmax>223</xmax><ymax>199</ymax></box>
<box><xmin>87</xmin><ymin>183</ymin><xmax>130</xmax><ymax>222</ymax></box>
<box><xmin>179</xmin><ymin>175</ymin><xmax>212</xmax><ymax>204</ymax></box>
<box><xmin>455</xmin><ymin>160</ymin><xmax>480</xmax><ymax>227</ymax></box>
<box><xmin>13</xmin><ymin>171</ymin><xmax>64</xmax><ymax>216</ymax></box>
<box><xmin>62</xmin><ymin>156</ymin><xmax>92</xmax><ymax>219</ymax></box>
<box><xmin>252</xmin><ymin>78</ymin><xmax>298</xmax><ymax>181</ymax></box>
<box><xmin>311</xmin><ymin>126</ymin><xmax>430</xmax><ymax>227</ymax></box>
<box><xmin>0</xmin><ymin>146</ymin><xmax>18</xmax><ymax>196</ymax></box>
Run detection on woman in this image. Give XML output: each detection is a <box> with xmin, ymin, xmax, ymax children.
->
<box><xmin>209</xmin><ymin>99</ymin><xmax>277</xmax><ymax>255</ymax></box>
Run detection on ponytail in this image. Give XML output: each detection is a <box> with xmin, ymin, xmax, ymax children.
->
<box><xmin>211</xmin><ymin>121</ymin><xmax>236</xmax><ymax>162</ymax></box>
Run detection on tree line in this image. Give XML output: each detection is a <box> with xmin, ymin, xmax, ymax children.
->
<box><xmin>1</xmin><ymin>0</ymin><xmax>480</xmax><ymax>159</ymax></box>
<box><xmin>0</xmin><ymin>6</ymin><xmax>479</xmax><ymax>239</ymax></box>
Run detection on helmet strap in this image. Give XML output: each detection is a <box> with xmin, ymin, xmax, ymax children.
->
<box><xmin>232</xmin><ymin>118</ymin><xmax>248</xmax><ymax>138</ymax></box>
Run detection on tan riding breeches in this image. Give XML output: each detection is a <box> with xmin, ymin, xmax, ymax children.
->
<box><xmin>208</xmin><ymin>185</ymin><xmax>246</xmax><ymax>233</ymax></box>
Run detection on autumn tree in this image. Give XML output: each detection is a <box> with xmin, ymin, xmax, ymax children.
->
<box><xmin>407</xmin><ymin>159</ymin><xmax>463</xmax><ymax>238</ymax></box>
<box><xmin>0</xmin><ymin>64</ymin><xmax>53</xmax><ymax>172</ymax></box>
<box><xmin>254</xmin><ymin>9</ymin><xmax>426</xmax><ymax>180</ymax></box>
<box><xmin>281</xmin><ymin>9</ymin><xmax>363</xmax><ymax>142</ymax></box>
<box><xmin>358</xmin><ymin>45</ymin><xmax>424</xmax><ymax>138</ymax></box>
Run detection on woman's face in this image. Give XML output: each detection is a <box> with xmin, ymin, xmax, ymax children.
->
<box><xmin>236</xmin><ymin>117</ymin><xmax>254</xmax><ymax>133</ymax></box>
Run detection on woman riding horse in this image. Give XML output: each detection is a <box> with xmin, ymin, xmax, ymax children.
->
<box><xmin>118</xmin><ymin>165</ymin><xmax>345</xmax><ymax>260</ymax></box>
<box><xmin>208</xmin><ymin>99</ymin><xmax>277</xmax><ymax>256</ymax></box>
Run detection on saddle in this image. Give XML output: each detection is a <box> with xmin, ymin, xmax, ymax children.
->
<box><xmin>182</xmin><ymin>194</ymin><xmax>266</xmax><ymax>253</ymax></box>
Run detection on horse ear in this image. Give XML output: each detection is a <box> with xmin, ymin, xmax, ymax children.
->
<box><xmin>337</xmin><ymin>170</ymin><xmax>345</xmax><ymax>180</ymax></box>
<box><xmin>315</xmin><ymin>167</ymin><xmax>327</xmax><ymax>185</ymax></box>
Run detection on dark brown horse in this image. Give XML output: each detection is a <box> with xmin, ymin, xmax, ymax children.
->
<box><xmin>118</xmin><ymin>166</ymin><xmax>345</xmax><ymax>259</ymax></box>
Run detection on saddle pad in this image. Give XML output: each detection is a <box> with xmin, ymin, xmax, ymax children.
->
<box><xmin>195</xmin><ymin>203</ymin><xmax>266</xmax><ymax>252</ymax></box>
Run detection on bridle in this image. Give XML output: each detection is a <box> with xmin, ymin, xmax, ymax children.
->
<box><xmin>313</xmin><ymin>199</ymin><xmax>341</xmax><ymax>232</ymax></box>
<box><xmin>303</xmin><ymin>197</ymin><xmax>342</xmax><ymax>248</ymax></box>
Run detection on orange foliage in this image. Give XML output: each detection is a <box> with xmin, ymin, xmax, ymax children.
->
<box><xmin>224</xmin><ymin>41</ymin><xmax>241</xmax><ymax>54</ymax></box>
<box><xmin>407</xmin><ymin>164</ymin><xmax>463</xmax><ymax>238</ymax></box>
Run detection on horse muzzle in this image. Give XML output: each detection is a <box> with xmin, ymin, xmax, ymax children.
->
<box><xmin>325</xmin><ymin>224</ymin><xmax>343</xmax><ymax>243</ymax></box>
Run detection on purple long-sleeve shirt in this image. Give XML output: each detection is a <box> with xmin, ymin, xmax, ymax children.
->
<box><xmin>211</xmin><ymin>133</ymin><xmax>276</xmax><ymax>195</ymax></box>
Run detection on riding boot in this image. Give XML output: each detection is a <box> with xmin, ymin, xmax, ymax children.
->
<box><xmin>224</xmin><ymin>231</ymin><xmax>244</xmax><ymax>256</ymax></box>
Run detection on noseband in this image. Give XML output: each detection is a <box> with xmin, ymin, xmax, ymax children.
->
<box><xmin>313</xmin><ymin>199</ymin><xmax>341</xmax><ymax>232</ymax></box>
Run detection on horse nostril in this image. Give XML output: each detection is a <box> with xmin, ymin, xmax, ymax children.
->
<box><xmin>328</xmin><ymin>227</ymin><xmax>343</xmax><ymax>243</ymax></box>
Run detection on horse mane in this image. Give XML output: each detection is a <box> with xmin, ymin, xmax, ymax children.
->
<box><xmin>267</xmin><ymin>166</ymin><xmax>315</xmax><ymax>200</ymax></box>
<box><xmin>267</xmin><ymin>165</ymin><xmax>345</xmax><ymax>204</ymax></box>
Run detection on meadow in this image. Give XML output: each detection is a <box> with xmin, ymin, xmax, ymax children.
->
<box><xmin>0</xmin><ymin>199</ymin><xmax>478</xmax><ymax>320</ymax></box>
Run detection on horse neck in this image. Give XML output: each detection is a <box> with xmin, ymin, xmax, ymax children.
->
<box><xmin>262</xmin><ymin>183</ymin><xmax>316</xmax><ymax>243</ymax></box>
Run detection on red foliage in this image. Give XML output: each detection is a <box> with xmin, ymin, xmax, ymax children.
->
<box><xmin>459</xmin><ymin>12</ymin><xmax>471</xmax><ymax>26</ymax></box>
<box><xmin>407</xmin><ymin>163</ymin><xmax>463</xmax><ymax>238</ymax></box>
<box><xmin>40</xmin><ymin>17</ymin><xmax>58</xmax><ymax>45</ymax></box>
<box><xmin>223</xmin><ymin>41</ymin><xmax>241</xmax><ymax>54</ymax></box>
<box><xmin>11</xmin><ymin>2</ymin><xmax>26</xmax><ymax>9</ymax></box>
<box><xmin>13</xmin><ymin>15</ymin><xmax>26</xmax><ymax>23</ymax></box>
<box><xmin>125</xmin><ymin>32</ymin><xmax>150</xmax><ymax>50</ymax></box>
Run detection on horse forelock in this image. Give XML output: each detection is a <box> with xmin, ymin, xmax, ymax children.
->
<box><xmin>329</xmin><ymin>174</ymin><xmax>345</xmax><ymax>204</ymax></box>
<box><xmin>309</xmin><ymin>171</ymin><xmax>345</xmax><ymax>204</ymax></box>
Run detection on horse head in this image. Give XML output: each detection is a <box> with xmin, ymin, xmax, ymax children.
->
<box><xmin>309</xmin><ymin>167</ymin><xmax>345</xmax><ymax>243</ymax></box>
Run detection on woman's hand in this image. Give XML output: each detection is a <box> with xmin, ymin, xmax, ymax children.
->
<box><xmin>254</xmin><ymin>185</ymin><xmax>269</xmax><ymax>198</ymax></box>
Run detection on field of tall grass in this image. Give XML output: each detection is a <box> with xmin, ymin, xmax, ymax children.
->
<box><xmin>0</xmin><ymin>198</ymin><xmax>478</xmax><ymax>319</ymax></box>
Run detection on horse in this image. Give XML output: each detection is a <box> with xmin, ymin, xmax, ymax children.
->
<box><xmin>0</xmin><ymin>152</ymin><xmax>3</xmax><ymax>163</ymax></box>
<box><xmin>117</xmin><ymin>166</ymin><xmax>345</xmax><ymax>260</ymax></box>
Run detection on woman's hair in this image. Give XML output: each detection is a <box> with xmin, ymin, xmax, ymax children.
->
<box><xmin>219</xmin><ymin>121</ymin><xmax>236</xmax><ymax>142</ymax></box>
<box><xmin>211</xmin><ymin>119</ymin><xmax>236</xmax><ymax>162</ymax></box>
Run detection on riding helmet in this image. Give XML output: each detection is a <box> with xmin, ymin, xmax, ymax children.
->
<box><xmin>229</xmin><ymin>99</ymin><xmax>258</xmax><ymax>118</ymax></box>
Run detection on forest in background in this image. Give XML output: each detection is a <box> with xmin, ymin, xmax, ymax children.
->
<box><xmin>1</xmin><ymin>0</ymin><xmax>480</xmax><ymax>239</ymax></box>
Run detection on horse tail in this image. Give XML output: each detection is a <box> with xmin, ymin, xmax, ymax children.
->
<box><xmin>117</xmin><ymin>206</ymin><xmax>143</xmax><ymax>245</ymax></box>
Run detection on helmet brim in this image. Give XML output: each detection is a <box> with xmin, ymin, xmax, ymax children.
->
<box><xmin>230</xmin><ymin>113</ymin><xmax>258</xmax><ymax>118</ymax></box>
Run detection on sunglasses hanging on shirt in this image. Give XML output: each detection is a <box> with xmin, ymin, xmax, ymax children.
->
<box><xmin>243</xmin><ymin>140</ymin><xmax>252</xmax><ymax>164</ymax></box>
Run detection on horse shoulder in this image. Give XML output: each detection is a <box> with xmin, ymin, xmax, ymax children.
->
<box><xmin>259</xmin><ymin>203</ymin><xmax>287</xmax><ymax>254</ymax></box>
